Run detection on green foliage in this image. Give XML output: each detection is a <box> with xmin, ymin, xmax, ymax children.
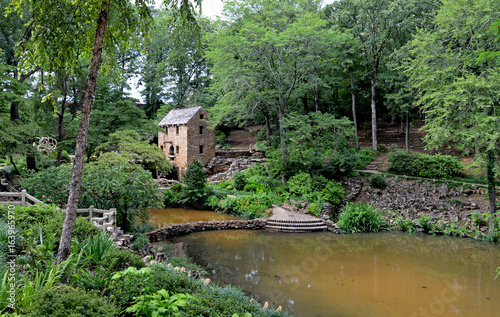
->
<box><xmin>394</xmin><ymin>217</ymin><xmax>416</xmax><ymax>233</ymax></box>
<box><xmin>306</xmin><ymin>203</ymin><xmax>321</xmax><ymax>217</ymax></box>
<box><xmin>320</xmin><ymin>181</ymin><xmax>345</xmax><ymax>204</ymax></box>
<box><xmin>356</xmin><ymin>148</ymin><xmax>376</xmax><ymax>169</ymax></box>
<box><xmin>283</xmin><ymin>112</ymin><xmax>356</xmax><ymax>176</ymax></box>
<box><xmin>215</xmin><ymin>130</ymin><xmax>229</xmax><ymax>146</ymax></box>
<box><xmin>287</xmin><ymin>172</ymin><xmax>313</xmax><ymax>196</ymax></box>
<box><xmin>388</xmin><ymin>151</ymin><xmax>462</xmax><ymax>179</ymax></box>
<box><xmin>131</xmin><ymin>234</ymin><xmax>150</xmax><ymax>251</ymax></box>
<box><xmin>125</xmin><ymin>289</ymin><xmax>195</xmax><ymax>317</ymax></box>
<box><xmin>471</xmin><ymin>212</ymin><xmax>488</xmax><ymax>227</ymax></box>
<box><xmin>418</xmin><ymin>215</ymin><xmax>433</xmax><ymax>234</ymax></box>
<box><xmin>21</xmin><ymin>162</ymin><xmax>164</xmax><ymax>232</ymax></box>
<box><xmin>337</xmin><ymin>203</ymin><xmax>387</xmax><ymax>234</ymax></box>
<box><xmin>77</xmin><ymin>233</ymin><xmax>117</xmax><ymax>264</ymax></box>
<box><xmin>70</xmin><ymin>267</ymin><xmax>113</xmax><ymax>292</ymax></box>
<box><xmin>370</xmin><ymin>175</ymin><xmax>387</xmax><ymax>189</ymax></box>
<box><xmin>181</xmin><ymin>160</ymin><xmax>208</xmax><ymax>203</ymax></box>
<box><xmin>24</xmin><ymin>287</ymin><xmax>118</xmax><ymax>317</ymax></box>
<box><xmin>232</xmin><ymin>172</ymin><xmax>246</xmax><ymax>191</ymax></box>
<box><xmin>95</xmin><ymin>129</ymin><xmax>173</xmax><ymax>175</ymax></box>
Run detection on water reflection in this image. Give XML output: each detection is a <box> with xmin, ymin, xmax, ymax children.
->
<box><xmin>175</xmin><ymin>231</ymin><xmax>500</xmax><ymax>317</ymax></box>
<box><xmin>148</xmin><ymin>208</ymin><xmax>241</xmax><ymax>229</ymax></box>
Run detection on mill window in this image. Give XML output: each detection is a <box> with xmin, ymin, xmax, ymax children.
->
<box><xmin>199</xmin><ymin>145</ymin><xmax>204</xmax><ymax>154</ymax></box>
<box><xmin>176</xmin><ymin>146</ymin><xmax>180</xmax><ymax>154</ymax></box>
<box><xmin>199</xmin><ymin>126</ymin><xmax>204</xmax><ymax>134</ymax></box>
<box><xmin>176</xmin><ymin>126</ymin><xmax>179</xmax><ymax>134</ymax></box>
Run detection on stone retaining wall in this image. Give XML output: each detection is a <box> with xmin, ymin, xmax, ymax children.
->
<box><xmin>147</xmin><ymin>219</ymin><xmax>267</xmax><ymax>242</ymax></box>
<box><xmin>207</xmin><ymin>157</ymin><xmax>267</xmax><ymax>183</ymax></box>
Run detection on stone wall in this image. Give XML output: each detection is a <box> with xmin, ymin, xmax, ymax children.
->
<box><xmin>206</xmin><ymin>157</ymin><xmax>266</xmax><ymax>182</ymax></box>
<box><xmin>147</xmin><ymin>219</ymin><xmax>267</xmax><ymax>242</ymax></box>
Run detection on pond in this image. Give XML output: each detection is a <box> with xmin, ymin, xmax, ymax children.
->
<box><xmin>173</xmin><ymin>231</ymin><xmax>500</xmax><ymax>317</ymax></box>
<box><xmin>148</xmin><ymin>208</ymin><xmax>242</xmax><ymax>229</ymax></box>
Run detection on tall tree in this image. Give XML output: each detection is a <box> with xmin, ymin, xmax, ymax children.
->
<box><xmin>207</xmin><ymin>0</ymin><xmax>340</xmax><ymax>182</ymax></box>
<box><xmin>12</xmin><ymin>0</ymin><xmax>201</xmax><ymax>260</ymax></box>
<box><xmin>329</xmin><ymin>0</ymin><xmax>440</xmax><ymax>150</ymax></box>
<box><xmin>405</xmin><ymin>0</ymin><xmax>500</xmax><ymax>233</ymax></box>
<box><xmin>141</xmin><ymin>9</ymin><xmax>211</xmax><ymax>117</ymax></box>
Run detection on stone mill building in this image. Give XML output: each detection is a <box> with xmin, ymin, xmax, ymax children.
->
<box><xmin>157</xmin><ymin>106</ymin><xmax>215</xmax><ymax>177</ymax></box>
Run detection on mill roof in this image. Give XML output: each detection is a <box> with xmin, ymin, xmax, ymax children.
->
<box><xmin>158</xmin><ymin>106</ymin><xmax>203</xmax><ymax>126</ymax></box>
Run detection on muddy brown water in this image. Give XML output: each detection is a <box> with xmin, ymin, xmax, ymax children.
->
<box><xmin>173</xmin><ymin>231</ymin><xmax>500</xmax><ymax>317</ymax></box>
<box><xmin>148</xmin><ymin>208</ymin><xmax>242</xmax><ymax>229</ymax></box>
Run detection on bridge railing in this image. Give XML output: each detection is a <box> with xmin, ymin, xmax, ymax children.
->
<box><xmin>0</xmin><ymin>190</ymin><xmax>116</xmax><ymax>231</ymax></box>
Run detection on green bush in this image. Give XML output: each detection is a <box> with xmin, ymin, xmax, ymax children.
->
<box><xmin>356</xmin><ymin>147</ymin><xmax>376</xmax><ymax>169</ymax></box>
<box><xmin>232</xmin><ymin>172</ymin><xmax>246</xmax><ymax>191</ymax></box>
<box><xmin>287</xmin><ymin>172</ymin><xmax>313</xmax><ymax>196</ymax></box>
<box><xmin>370</xmin><ymin>174</ymin><xmax>387</xmax><ymax>189</ymax></box>
<box><xmin>388</xmin><ymin>150</ymin><xmax>462</xmax><ymax>179</ymax></box>
<box><xmin>337</xmin><ymin>203</ymin><xmax>387</xmax><ymax>234</ymax></box>
<box><xmin>131</xmin><ymin>234</ymin><xmax>150</xmax><ymax>251</ymax></box>
<box><xmin>181</xmin><ymin>160</ymin><xmax>208</xmax><ymax>203</ymax></box>
<box><xmin>125</xmin><ymin>289</ymin><xmax>195</xmax><ymax>317</ymax></box>
<box><xmin>321</xmin><ymin>181</ymin><xmax>345</xmax><ymax>204</ymax></box>
<box><xmin>395</xmin><ymin>217</ymin><xmax>416</xmax><ymax>233</ymax></box>
<box><xmin>387</xmin><ymin>150</ymin><xmax>416</xmax><ymax>175</ymax></box>
<box><xmin>306</xmin><ymin>203</ymin><xmax>321</xmax><ymax>217</ymax></box>
<box><xmin>21</xmin><ymin>162</ymin><xmax>164</xmax><ymax>232</ymax></box>
<box><xmin>78</xmin><ymin>233</ymin><xmax>117</xmax><ymax>264</ymax></box>
<box><xmin>25</xmin><ymin>287</ymin><xmax>118</xmax><ymax>317</ymax></box>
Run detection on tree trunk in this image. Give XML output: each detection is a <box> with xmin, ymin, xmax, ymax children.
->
<box><xmin>264</xmin><ymin>112</ymin><xmax>272</xmax><ymax>141</ymax></box>
<box><xmin>300</xmin><ymin>93</ymin><xmax>308</xmax><ymax>113</ymax></box>
<box><xmin>349</xmin><ymin>67</ymin><xmax>359</xmax><ymax>150</ymax></box>
<box><xmin>370</xmin><ymin>75</ymin><xmax>377</xmax><ymax>151</ymax></box>
<box><xmin>58</xmin><ymin>0</ymin><xmax>110</xmax><ymax>261</ymax></box>
<box><xmin>405</xmin><ymin>112</ymin><xmax>409</xmax><ymax>151</ymax></box>
<box><xmin>278</xmin><ymin>105</ymin><xmax>287</xmax><ymax>185</ymax></box>
<box><xmin>56</xmin><ymin>80</ymin><xmax>68</xmax><ymax>167</ymax></box>
<box><xmin>10</xmin><ymin>101</ymin><xmax>21</xmax><ymax>121</ymax></box>
<box><xmin>313</xmin><ymin>68</ymin><xmax>319</xmax><ymax>112</ymax></box>
<box><xmin>487</xmin><ymin>150</ymin><xmax>497</xmax><ymax>234</ymax></box>
<box><xmin>370</xmin><ymin>76</ymin><xmax>378</xmax><ymax>151</ymax></box>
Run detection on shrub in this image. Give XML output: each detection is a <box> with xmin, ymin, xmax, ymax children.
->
<box><xmin>411</xmin><ymin>153</ymin><xmax>462</xmax><ymax>179</ymax></box>
<box><xmin>102</xmin><ymin>247</ymin><xmax>145</xmax><ymax>272</ymax></box>
<box><xmin>25</xmin><ymin>287</ymin><xmax>118</xmax><ymax>317</ymax></box>
<box><xmin>321</xmin><ymin>181</ymin><xmax>345</xmax><ymax>204</ymax></box>
<box><xmin>287</xmin><ymin>172</ymin><xmax>313</xmax><ymax>196</ymax></box>
<box><xmin>131</xmin><ymin>234</ymin><xmax>150</xmax><ymax>251</ymax></box>
<box><xmin>21</xmin><ymin>162</ymin><xmax>164</xmax><ymax>232</ymax></box>
<box><xmin>125</xmin><ymin>289</ymin><xmax>196</xmax><ymax>317</ymax></box>
<box><xmin>356</xmin><ymin>148</ymin><xmax>376</xmax><ymax>169</ymax></box>
<box><xmin>418</xmin><ymin>215</ymin><xmax>433</xmax><ymax>234</ymax></box>
<box><xmin>232</xmin><ymin>172</ymin><xmax>246</xmax><ymax>191</ymax></box>
<box><xmin>388</xmin><ymin>150</ymin><xmax>462</xmax><ymax>179</ymax></box>
<box><xmin>106</xmin><ymin>265</ymin><xmax>202</xmax><ymax>311</ymax></box>
<box><xmin>337</xmin><ymin>203</ymin><xmax>387</xmax><ymax>233</ymax></box>
<box><xmin>387</xmin><ymin>150</ymin><xmax>416</xmax><ymax>175</ymax></box>
<box><xmin>306</xmin><ymin>203</ymin><xmax>321</xmax><ymax>217</ymax></box>
<box><xmin>370</xmin><ymin>175</ymin><xmax>387</xmax><ymax>189</ymax></box>
<box><xmin>181</xmin><ymin>160</ymin><xmax>208</xmax><ymax>203</ymax></box>
<box><xmin>395</xmin><ymin>217</ymin><xmax>416</xmax><ymax>233</ymax></box>
<box><xmin>78</xmin><ymin>233</ymin><xmax>117</xmax><ymax>264</ymax></box>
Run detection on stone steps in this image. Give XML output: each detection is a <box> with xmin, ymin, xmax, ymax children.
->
<box><xmin>265</xmin><ymin>218</ymin><xmax>327</xmax><ymax>232</ymax></box>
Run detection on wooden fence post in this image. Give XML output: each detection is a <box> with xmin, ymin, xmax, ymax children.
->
<box><xmin>89</xmin><ymin>205</ymin><xmax>94</xmax><ymax>221</ymax></box>
<box><xmin>21</xmin><ymin>190</ymin><xmax>26</xmax><ymax>206</ymax></box>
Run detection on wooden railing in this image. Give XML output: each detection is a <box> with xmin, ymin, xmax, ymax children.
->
<box><xmin>0</xmin><ymin>190</ymin><xmax>116</xmax><ymax>231</ymax></box>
